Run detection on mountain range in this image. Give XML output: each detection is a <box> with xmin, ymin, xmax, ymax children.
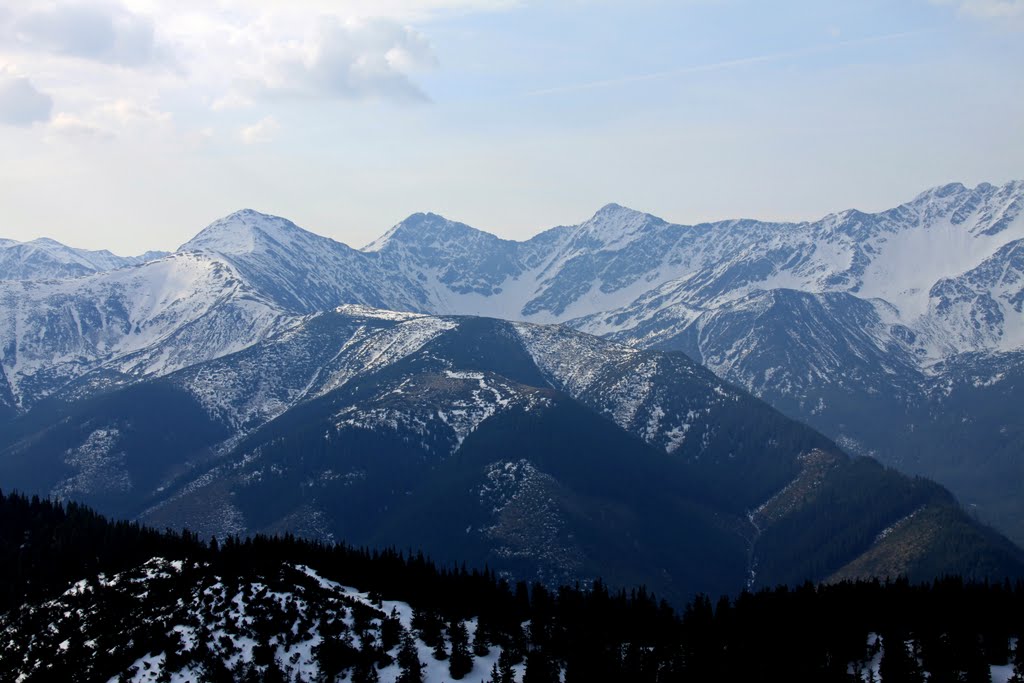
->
<box><xmin>1</xmin><ymin>180</ymin><xmax>1022</xmax><ymax>600</ymax></box>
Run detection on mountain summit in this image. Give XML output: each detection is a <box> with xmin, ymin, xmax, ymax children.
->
<box><xmin>177</xmin><ymin>209</ymin><xmax>315</xmax><ymax>256</ymax></box>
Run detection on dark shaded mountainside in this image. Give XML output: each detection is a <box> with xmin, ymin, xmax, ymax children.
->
<box><xmin>3</xmin><ymin>490</ymin><xmax>1024</xmax><ymax>683</ymax></box>
<box><xmin>0</xmin><ymin>307</ymin><xmax>1021</xmax><ymax>605</ymax></box>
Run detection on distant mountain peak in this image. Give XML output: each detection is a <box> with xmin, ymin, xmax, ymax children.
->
<box><xmin>573</xmin><ymin>202</ymin><xmax>664</xmax><ymax>249</ymax></box>
<box><xmin>592</xmin><ymin>202</ymin><xmax>639</xmax><ymax>217</ymax></box>
<box><xmin>178</xmin><ymin>209</ymin><xmax>312</xmax><ymax>255</ymax></box>
<box><xmin>0</xmin><ymin>235</ymin><xmax>169</xmax><ymax>281</ymax></box>
<box><xmin>361</xmin><ymin>212</ymin><xmax>498</xmax><ymax>253</ymax></box>
<box><xmin>26</xmin><ymin>236</ymin><xmax>66</xmax><ymax>247</ymax></box>
<box><xmin>362</xmin><ymin>212</ymin><xmax>446</xmax><ymax>252</ymax></box>
<box><xmin>907</xmin><ymin>181</ymin><xmax>987</xmax><ymax>206</ymax></box>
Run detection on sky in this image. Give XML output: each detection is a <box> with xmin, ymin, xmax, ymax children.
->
<box><xmin>0</xmin><ymin>0</ymin><xmax>1022</xmax><ymax>254</ymax></box>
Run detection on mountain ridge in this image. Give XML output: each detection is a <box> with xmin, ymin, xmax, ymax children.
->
<box><xmin>0</xmin><ymin>235</ymin><xmax>169</xmax><ymax>281</ymax></box>
<box><xmin>2</xmin><ymin>179</ymin><xmax>1024</xmax><ymax>549</ymax></box>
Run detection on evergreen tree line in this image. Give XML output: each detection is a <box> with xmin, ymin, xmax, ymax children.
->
<box><xmin>3</xmin><ymin>489</ymin><xmax>1024</xmax><ymax>682</ymax></box>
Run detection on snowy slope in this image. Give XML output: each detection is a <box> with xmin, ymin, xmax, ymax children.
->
<box><xmin>570</xmin><ymin>181</ymin><xmax>1024</xmax><ymax>361</ymax></box>
<box><xmin>0</xmin><ymin>252</ymin><xmax>289</xmax><ymax>409</ymax></box>
<box><xmin>174</xmin><ymin>306</ymin><xmax>459</xmax><ymax>432</ymax></box>
<box><xmin>1</xmin><ymin>558</ymin><xmax>526</xmax><ymax>683</ymax></box>
<box><xmin>179</xmin><ymin>209</ymin><xmax>427</xmax><ymax>315</ymax></box>
<box><xmin>512</xmin><ymin>321</ymin><xmax>742</xmax><ymax>454</ymax></box>
<box><xmin>4</xmin><ymin>304</ymin><xmax>1019</xmax><ymax>604</ymax></box>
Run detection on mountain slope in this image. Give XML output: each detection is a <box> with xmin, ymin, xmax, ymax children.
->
<box><xmin>1</xmin><ymin>307</ymin><xmax>1018</xmax><ymax>604</ymax></box>
<box><xmin>0</xmin><ymin>252</ymin><xmax>290</xmax><ymax>410</ymax></box>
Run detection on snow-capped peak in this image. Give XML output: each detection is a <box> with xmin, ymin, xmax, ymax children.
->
<box><xmin>571</xmin><ymin>202</ymin><xmax>664</xmax><ymax>250</ymax></box>
<box><xmin>361</xmin><ymin>213</ymin><xmax>440</xmax><ymax>252</ymax></box>
<box><xmin>592</xmin><ymin>202</ymin><xmax>638</xmax><ymax>218</ymax></box>
<box><xmin>361</xmin><ymin>212</ymin><xmax>494</xmax><ymax>252</ymax></box>
<box><xmin>178</xmin><ymin>209</ymin><xmax>314</xmax><ymax>256</ymax></box>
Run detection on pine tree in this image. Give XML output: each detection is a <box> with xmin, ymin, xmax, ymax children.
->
<box><xmin>381</xmin><ymin>607</ymin><xmax>402</xmax><ymax>652</ymax></box>
<box><xmin>432</xmin><ymin>634</ymin><xmax>449</xmax><ymax>661</ymax></box>
<box><xmin>397</xmin><ymin>630</ymin><xmax>424</xmax><ymax>683</ymax></box>
<box><xmin>879</xmin><ymin>632</ymin><xmax>924</xmax><ymax>683</ymax></box>
<box><xmin>1010</xmin><ymin>638</ymin><xmax>1024</xmax><ymax>683</ymax></box>
<box><xmin>472</xmin><ymin>617</ymin><xmax>491</xmax><ymax>657</ymax></box>
<box><xmin>262</xmin><ymin>660</ymin><xmax>289</xmax><ymax>683</ymax></box>
<box><xmin>523</xmin><ymin>648</ymin><xmax>559</xmax><ymax>683</ymax></box>
<box><xmin>497</xmin><ymin>646</ymin><xmax>517</xmax><ymax>683</ymax></box>
<box><xmin>448</xmin><ymin>618</ymin><xmax>474</xmax><ymax>680</ymax></box>
<box><xmin>963</xmin><ymin>637</ymin><xmax>993</xmax><ymax>683</ymax></box>
<box><xmin>352</xmin><ymin>658</ymin><xmax>380</xmax><ymax>683</ymax></box>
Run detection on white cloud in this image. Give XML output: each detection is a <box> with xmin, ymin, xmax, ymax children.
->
<box><xmin>3</xmin><ymin>2</ymin><xmax>162</xmax><ymax>67</ymax></box>
<box><xmin>0</xmin><ymin>0</ymin><xmax>515</xmax><ymax>148</ymax></box>
<box><xmin>240</xmin><ymin>115</ymin><xmax>279</xmax><ymax>144</ymax></box>
<box><xmin>240</xmin><ymin>17</ymin><xmax>438</xmax><ymax>103</ymax></box>
<box><xmin>0</xmin><ymin>74</ymin><xmax>53</xmax><ymax>125</ymax></box>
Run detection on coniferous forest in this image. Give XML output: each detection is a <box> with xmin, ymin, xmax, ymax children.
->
<box><xmin>2</xmin><ymin>489</ymin><xmax>1024</xmax><ymax>683</ymax></box>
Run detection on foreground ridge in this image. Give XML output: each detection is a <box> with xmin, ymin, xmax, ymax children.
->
<box><xmin>3</xmin><ymin>490</ymin><xmax>1024</xmax><ymax>683</ymax></box>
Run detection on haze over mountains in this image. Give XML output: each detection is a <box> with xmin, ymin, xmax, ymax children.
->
<box><xmin>0</xmin><ymin>180</ymin><xmax>1022</xmax><ymax>601</ymax></box>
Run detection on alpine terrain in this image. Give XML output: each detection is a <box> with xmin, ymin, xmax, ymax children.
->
<box><xmin>0</xmin><ymin>181</ymin><xmax>1022</xmax><ymax>604</ymax></box>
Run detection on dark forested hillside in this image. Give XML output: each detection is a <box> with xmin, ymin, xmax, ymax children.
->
<box><xmin>3</xmin><ymin>490</ymin><xmax>1024</xmax><ymax>683</ymax></box>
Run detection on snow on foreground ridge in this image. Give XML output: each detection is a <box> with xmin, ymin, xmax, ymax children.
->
<box><xmin>110</xmin><ymin>560</ymin><xmax>527</xmax><ymax>683</ymax></box>
<box><xmin>2</xmin><ymin>556</ymin><xmax>527</xmax><ymax>683</ymax></box>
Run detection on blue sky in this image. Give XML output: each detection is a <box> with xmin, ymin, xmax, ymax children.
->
<box><xmin>0</xmin><ymin>0</ymin><xmax>1022</xmax><ymax>253</ymax></box>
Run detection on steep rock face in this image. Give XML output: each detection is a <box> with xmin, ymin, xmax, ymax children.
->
<box><xmin>652</xmin><ymin>290</ymin><xmax>918</xmax><ymax>395</ymax></box>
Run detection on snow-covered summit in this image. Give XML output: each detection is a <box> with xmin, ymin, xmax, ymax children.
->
<box><xmin>362</xmin><ymin>212</ymin><xmax>510</xmax><ymax>254</ymax></box>
<box><xmin>568</xmin><ymin>203</ymin><xmax>666</xmax><ymax>250</ymax></box>
<box><xmin>178</xmin><ymin>209</ymin><xmax>325</xmax><ymax>256</ymax></box>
